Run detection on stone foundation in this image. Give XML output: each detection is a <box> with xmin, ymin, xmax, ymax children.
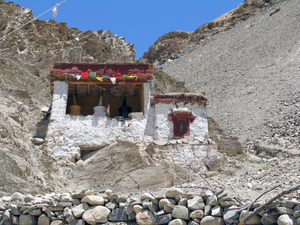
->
<box><xmin>1</xmin><ymin>187</ymin><xmax>299</xmax><ymax>225</ymax></box>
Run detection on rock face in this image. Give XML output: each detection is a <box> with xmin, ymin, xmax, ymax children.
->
<box><xmin>72</xmin><ymin>142</ymin><xmax>174</xmax><ymax>191</ymax></box>
<box><xmin>0</xmin><ymin>0</ymin><xmax>136</xmax><ymax>195</ymax></box>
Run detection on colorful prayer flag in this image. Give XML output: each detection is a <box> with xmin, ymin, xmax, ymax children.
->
<box><xmin>122</xmin><ymin>75</ymin><xmax>129</xmax><ymax>78</ymax></box>
<box><xmin>129</xmin><ymin>75</ymin><xmax>136</xmax><ymax>78</ymax></box>
<box><xmin>89</xmin><ymin>72</ymin><xmax>96</xmax><ymax>77</ymax></box>
<box><xmin>116</xmin><ymin>75</ymin><xmax>122</xmax><ymax>78</ymax></box>
<box><xmin>81</xmin><ymin>72</ymin><xmax>89</xmax><ymax>77</ymax></box>
<box><xmin>96</xmin><ymin>77</ymin><xmax>103</xmax><ymax>82</ymax></box>
<box><xmin>103</xmin><ymin>75</ymin><xmax>109</xmax><ymax>78</ymax></box>
<box><xmin>69</xmin><ymin>74</ymin><xmax>76</xmax><ymax>78</ymax></box>
<box><xmin>110</xmin><ymin>77</ymin><xmax>116</xmax><ymax>84</ymax></box>
<box><xmin>76</xmin><ymin>75</ymin><xmax>81</xmax><ymax>80</ymax></box>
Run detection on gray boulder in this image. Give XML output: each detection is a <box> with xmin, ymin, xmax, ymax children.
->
<box><xmin>155</xmin><ymin>214</ymin><xmax>172</xmax><ymax>225</ymax></box>
<box><xmin>38</xmin><ymin>214</ymin><xmax>50</xmax><ymax>225</ymax></box>
<box><xmin>277</xmin><ymin>214</ymin><xmax>297</xmax><ymax>225</ymax></box>
<box><xmin>19</xmin><ymin>214</ymin><xmax>38</xmax><ymax>225</ymax></box>
<box><xmin>72</xmin><ymin>203</ymin><xmax>89</xmax><ymax>218</ymax></box>
<box><xmin>11</xmin><ymin>192</ymin><xmax>24</xmax><ymax>202</ymax></box>
<box><xmin>187</xmin><ymin>196</ymin><xmax>205</xmax><ymax>210</ymax></box>
<box><xmin>136</xmin><ymin>210</ymin><xmax>156</xmax><ymax>225</ymax></box>
<box><xmin>172</xmin><ymin>205</ymin><xmax>189</xmax><ymax>220</ymax></box>
<box><xmin>168</xmin><ymin>218</ymin><xmax>187</xmax><ymax>225</ymax></box>
<box><xmin>81</xmin><ymin>195</ymin><xmax>104</xmax><ymax>205</ymax></box>
<box><xmin>69</xmin><ymin>219</ymin><xmax>85</xmax><ymax>225</ymax></box>
<box><xmin>165</xmin><ymin>188</ymin><xmax>184</xmax><ymax>198</ymax></box>
<box><xmin>109</xmin><ymin>208</ymin><xmax>128</xmax><ymax>222</ymax></box>
<box><xmin>189</xmin><ymin>209</ymin><xmax>204</xmax><ymax>219</ymax></box>
<box><xmin>200</xmin><ymin>216</ymin><xmax>224</xmax><ymax>225</ymax></box>
<box><xmin>261</xmin><ymin>212</ymin><xmax>278</xmax><ymax>225</ymax></box>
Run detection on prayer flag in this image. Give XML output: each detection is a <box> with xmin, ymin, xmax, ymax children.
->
<box><xmin>96</xmin><ymin>77</ymin><xmax>103</xmax><ymax>82</ymax></box>
<box><xmin>69</xmin><ymin>74</ymin><xmax>76</xmax><ymax>78</ymax></box>
<box><xmin>110</xmin><ymin>77</ymin><xmax>116</xmax><ymax>84</ymax></box>
<box><xmin>129</xmin><ymin>75</ymin><xmax>136</xmax><ymax>78</ymax></box>
<box><xmin>81</xmin><ymin>72</ymin><xmax>89</xmax><ymax>77</ymax></box>
<box><xmin>53</xmin><ymin>6</ymin><xmax>57</xmax><ymax>18</ymax></box>
<box><xmin>89</xmin><ymin>72</ymin><xmax>96</xmax><ymax>77</ymax></box>
<box><xmin>123</xmin><ymin>75</ymin><xmax>129</xmax><ymax>78</ymax></box>
<box><xmin>103</xmin><ymin>75</ymin><xmax>109</xmax><ymax>78</ymax></box>
<box><xmin>76</xmin><ymin>75</ymin><xmax>81</xmax><ymax>80</ymax></box>
<box><xmin>116</xmin><ymin>75</ymin><xmax>122</xmax><ymax>78</ymax></box>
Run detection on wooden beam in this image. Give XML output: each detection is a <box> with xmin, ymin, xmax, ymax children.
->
<box><xmin>69</xmin><ymin>81</ymin><xmax>145</xmax><ymax>85</ymax></box>
<box><xmin>105</xmin><ymin>88</ymin><xmax>110</xmax><ymax>117</ymax></box>
<box><xmin>130</xmin><ymin>84</ymin><xmax>136</xmax><ymax>97</ymax></box>
<box><xmin>76</xmin><ymin>84</ymin><xmax>80</xmax><ymax>96</ymax></box>
<box><xmin>87</xmin><ymin>84</ymin><xmax>90</xmax><ymax>96</ymax></box>
<box><xmin>121</xmin><ymin>84</ymin><xmax>126</xmax><ymax>98</ymax></box>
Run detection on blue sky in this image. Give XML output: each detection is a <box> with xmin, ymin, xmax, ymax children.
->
<box><xmin>12</xmin><ymin>0</ymin><xmax>243</xmax><ymax>59</ymax></box>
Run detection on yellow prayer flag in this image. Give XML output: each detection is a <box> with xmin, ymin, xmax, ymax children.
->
<box><xmin>96</xmin><ymin>77</ymin><xmax>103</xmax><ymax>82</ymax></box>
<box><xmin>129</xmin><ymin>75</ymin><xmax>136</xmax><ymax>78</ymax></box>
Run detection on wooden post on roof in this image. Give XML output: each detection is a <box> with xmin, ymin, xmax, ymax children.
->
<box><xmin>105</xmin><ymin>88</ymin><xmax>110</xmax><ymax>117</ymax></box>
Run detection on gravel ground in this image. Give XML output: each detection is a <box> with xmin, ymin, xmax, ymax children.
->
<box><xmin>161</xmin><ymin>0</ymin><xmax>300</xmax><ymax>146</ymax></box>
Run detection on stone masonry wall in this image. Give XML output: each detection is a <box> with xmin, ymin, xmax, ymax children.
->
<box><xmin>0</xmin><ymin>187</ymin><xmax>299</xmax><ymax>225</ymax></box>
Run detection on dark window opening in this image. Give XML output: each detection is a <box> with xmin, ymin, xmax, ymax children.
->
<box><xmin>66</xmin><ymin>83</ymin><xmax>144</xmax><ymax>118</ymax></box>
<box><xmin>168</xmin><ymin>111</ymin><xmax>196</xmax><ymax>137</ymax></box>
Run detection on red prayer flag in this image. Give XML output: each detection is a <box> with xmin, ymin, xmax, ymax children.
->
<box><xmin>116</xmin><ymin>75</ymin><xmax>122</xmax><ymax>78</ymax></box>
<box><xmin>81</xmin><ymin>72</ymin><xmax>89</xmax><ymax>77</ymax></box>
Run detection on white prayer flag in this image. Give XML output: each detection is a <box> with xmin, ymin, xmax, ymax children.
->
<box><xmin>110</xmin><ymin>77</ymin><xmax>116</xmax><ymax>84</ymax></box>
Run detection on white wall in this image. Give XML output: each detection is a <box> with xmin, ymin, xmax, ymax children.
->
<box><xmin>154</xmin><ymin>103</ymin><xmax>208</xmax><ymax>141</ymax></box>
<box><xmin>46</xmin><ymin>81</ymin><xmax>208</xmax><ymax>161</ymax></box>
<box><xmin>46</xmin><ymin>81</ymin><xmax>154</xmax><ymax>161</ymax></box>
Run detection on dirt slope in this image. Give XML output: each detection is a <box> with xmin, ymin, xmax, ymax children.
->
<box><xmin>161</xmin><ymin>0</ymin><xmax>300</xmax><ymax>148</ymax></box>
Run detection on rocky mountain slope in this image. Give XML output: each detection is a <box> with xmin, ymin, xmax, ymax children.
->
<box><xmin>0</xmin><ymin>0</ymin><xmax>137</xmax><ymax>195</ymax></box>
<box><xmin>0</xmin><ymin>0</ymin><xmax>299</xmax><ymax>203</ymax></box>
<box><xmin>141</xmin><ymin>0</ymin><xmax>300</xmax><ymax>200</ymax></box>
<box><xmin>145</xmin><ymin>0</ymin><xmax>300</xmax><ymax>150</ymax></box>
<box><xmin>143</xmin><ymin>0</ymin><xmax>284</xmax><ymax>65</ymax></box>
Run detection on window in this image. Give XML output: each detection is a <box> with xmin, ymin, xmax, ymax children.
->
<box><xmin>168</xmin><ymin>109</ymin><xmax>196</xmax><ymax>137</ymax></box>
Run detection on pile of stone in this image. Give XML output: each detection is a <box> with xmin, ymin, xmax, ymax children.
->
<box><xmin>0</xmin><ymin>187</ymin><xmax>300</xmax><ymax>225</ymax></box>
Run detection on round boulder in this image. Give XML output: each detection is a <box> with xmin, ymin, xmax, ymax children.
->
<box><xmin>136</xmin><ymin>210</ymin><xmax>156</xmax><ymax>225</ymax></box>
<box><xmin>277</xmin><ymin>214</ymin><xmax>297</xmax><ymax>225</ymax></box>
<box><xmin>81</xmin><ymin>195</ymin><xmax>104</xmax><ymax>205</ymax></box>
<box><xmin>82</xmin><ymin>205</ymin><xmax>111</xmax><ymax>224</ymax></box>
<box><xmin>165</xmin><ymin>188</ymin><xmax>184</xmax><ymax>198</ymax></box>
<box><xmin>200</xmin><ymin>216</ymin><xmax>224</xmax><ymax>225</ymax></box>
<box><xmin>172</xmin><ymin>205</ymin><xmax>189</xmax><ymax>220</ymax></box>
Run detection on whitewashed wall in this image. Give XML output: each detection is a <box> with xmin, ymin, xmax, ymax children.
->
<box><xmin>46</xmin><ymin>81</ymin><xmax>208</xmax><ymax>161</ymax></box>
<box><xmin>46</xmin><ymin>81</ymin><xmax>154</xmax><ymax>161</ymax></box>
<box><xmin>154</xmin><ymin>103</ymin><xmax>208</xmax><ymax>141</ymax></box>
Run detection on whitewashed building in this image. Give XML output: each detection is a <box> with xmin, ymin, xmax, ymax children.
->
<box><xmin>46</xmin><ymin>63</ymin><xmax>209</xmax><ymax>161</ymax></box>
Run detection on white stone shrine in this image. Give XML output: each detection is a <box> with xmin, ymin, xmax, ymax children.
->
<box><xmin>46</xmin><ymin>63</ymin><xmax>209</xmax><ymax>162</ymax></box>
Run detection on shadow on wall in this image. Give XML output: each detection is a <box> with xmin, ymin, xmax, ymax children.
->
<box><xmin>34</xmin><ymin>105</ymin><xmax>51</xmax><ymax>139</ymax></box>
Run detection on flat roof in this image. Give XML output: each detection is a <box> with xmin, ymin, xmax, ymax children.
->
<box><xmin>151</xmin><ymin>93</ymin><xmax>208</xmax><ymax>106</ymax></box>
<box><xmin>51</xmin><ymin>63</ymin><xmax>153</xmax><ymax>77</ymax></box>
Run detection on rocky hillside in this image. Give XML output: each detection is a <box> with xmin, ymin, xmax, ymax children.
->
<box><xmin>0</xmin><ymin>0</ymin><xmax>299</xmax><ymax>203</ymax></box>
<box><xmin>143</xmin><ymin>0</ymin><xmax>284</xmax><ymax>65</ymax></box>
<box><xmin>145</xmin><ymin>0</ymin><xmax>300</xmax><ymax>151</ymax></box>
<box><xmin>0</xmin><ymin>0</ymin><xmax>137</xmax><ymax>195</ymax></box>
